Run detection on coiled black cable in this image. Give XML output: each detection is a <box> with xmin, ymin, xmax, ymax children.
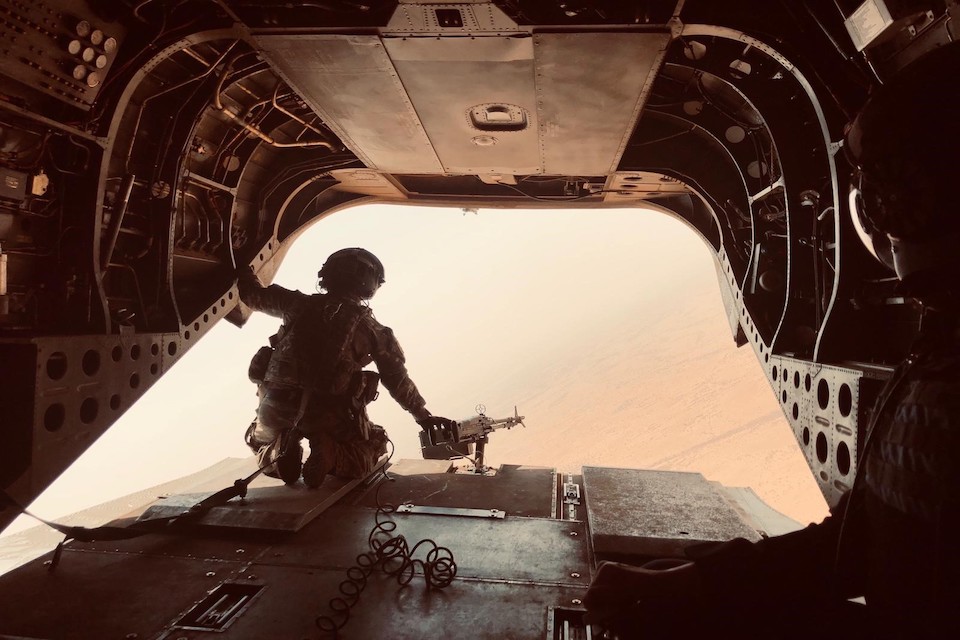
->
<box><xmin>315</xmin><ymin>440</ymin><xmax>457</xmax><ymax>637</ymax></box>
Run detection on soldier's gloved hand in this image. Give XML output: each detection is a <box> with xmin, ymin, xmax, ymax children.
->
<box><xmin>236</xmin><ymin>265</ymin><xmax>256</xmax><ymax>282</ymax></box>
<box><xmin>416</xmin><ymin>415</ymin><xmax>458</xmax><ymax>445</ymax></box>
<box><xmin>235</xmin><ymin>266</ymin><xmax>262</xmax><ymax>297</ymax></box>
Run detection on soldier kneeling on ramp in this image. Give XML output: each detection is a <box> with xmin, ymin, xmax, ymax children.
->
<box><xmin>237</xmin><ymin>248</ymin><xmax>455</xmax><ymax>488</ymax></box>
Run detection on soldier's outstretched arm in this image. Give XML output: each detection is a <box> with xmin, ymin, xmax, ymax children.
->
<box><xmin>369</xmin><ymin>322</ymin><xmax>430</xmax><ymax>420</ymax></box>
<box><xmin>369</xmin><ymin>319</ymin><xmax>457</xmax><ymax>430</ymax></box>
<box><xmin>236</xmin><ymin>267</ymin><xmax>307</xmax><ymax>318</ymax></box>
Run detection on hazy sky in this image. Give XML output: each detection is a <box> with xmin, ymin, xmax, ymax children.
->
<box><xmin>3</xmin><ymin>202</ymin><xmax>826</xmax><ymax>538</ymax></box>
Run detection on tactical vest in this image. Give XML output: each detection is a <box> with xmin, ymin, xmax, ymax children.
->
<box><xmin>264</xmin><ymin>295</ymin><xmax>372</xmax><ymax>396</ymax></box>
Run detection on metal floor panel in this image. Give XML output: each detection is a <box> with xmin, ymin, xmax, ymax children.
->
<box><xmin>267</xmin><ymin>504</ymin><xmax>592</xmax><ymax>586</ymax></box>
<box><xmin>0</xmin><ymin>549</ymin><xmax>248</xmax><ymax>640</ymax></box>
<box><xmin>582</xmin><ymin>466</ymin><xmax>761</xmax><ymax>559</ymax></box>
<box><xmin>136</xmin><ymin>456</ymin><xmax>387</xmax><ymax>532</ymax></box>
<box><xmin>157</xmin><ymin>564</ymin><xmax>587</xmax><ymax>640</ymax></box>
<box><xmin>355</xmin><ymin>462</ymin><xmax>556</xmax><ymax>517</ymax></box>
<box><xmin>66</xmin><ymin>527</ymin><xmax>275</xmax><ymax>562</ymax></box>
<box><xmin>0</xmin><ymin>512</ymin><xmax>588</xmax><ymax>638</ymax></box>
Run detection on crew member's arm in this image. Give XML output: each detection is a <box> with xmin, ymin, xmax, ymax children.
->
<box><xmin>369</xmin><ymin>321</ymin><xmax>432</xmax><ymax>422</ymax></box>
<box><xmin>585</xmin><ymin>490</ymin><xmax>865</xmax><ymax>627</ymax></box>
<box><xmin>236</xmin><ymin>267</ymin><xmax>307</xmax><ymax>318</ymax></box>
<box><xmin>686</xmin><ymin>489</ymin><xmax>863</xmax><ymax>603</ymax></box>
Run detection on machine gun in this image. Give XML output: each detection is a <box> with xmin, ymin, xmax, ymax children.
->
<box><xmin>419</xmin><ymin>405</ymin><xmax>525</xmax><ymax>474</ymax></box>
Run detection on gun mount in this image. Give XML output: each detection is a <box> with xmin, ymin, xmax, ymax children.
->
<box><xmin>419</xmin><ymin>405</ymin><xmax>526</xmax><ymax>474</ymax></box>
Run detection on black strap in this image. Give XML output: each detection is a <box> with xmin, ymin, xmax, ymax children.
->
<box><xmin>0</xmin><ymin>490</ymin><xmax>149</xmax><ymax>543</ymax></box>
<box><xmin>1</xmin><ymin>462</ymin><xmax>270</xmax><ymax>571</ymax></box>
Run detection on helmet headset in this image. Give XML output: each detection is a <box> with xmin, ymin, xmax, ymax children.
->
<box><xmin>318</xmin><ymin>248</ymin><xmax>385</xmax><ymax>299</ymax></box>
<box><xmin>845</xmin><ymin>43</ymin><xmax>960</xmax><ymax>282</ymax></box>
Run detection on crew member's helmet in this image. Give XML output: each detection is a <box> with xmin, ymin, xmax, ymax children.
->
<box><xmin>318</xmin><ymin>248</ymin><xmax>385</xmax><ymax>299</ymax></box>
<box><xmin>846</xmin><ymin>43</ymin><xmax>960</xmax><ymax>281</ymax></box>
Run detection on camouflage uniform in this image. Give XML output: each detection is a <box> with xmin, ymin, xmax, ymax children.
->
<box><xmin>684</xmin><ymin>316</ymin><xmax>960</xmax><ymax>638</ymax></box>
<box><xmin>239</xmin><ymin>276</ymin><xmax>430</xmax><ymax>479</ymax></box>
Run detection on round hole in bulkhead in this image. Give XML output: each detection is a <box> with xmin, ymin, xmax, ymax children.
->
<box><xmin>44</xmin><ymin>403</ymin><xmax>66</xmax><ymax>432</ymax></box>
<box><xmin>802</xmin><ymin>426</ymin><xmax>810</xmax><ymax>446</ymax></box>
<box><xmin>111</xmin><ymin>345</ymin><xmax>123</xmax><ymax>362</ymax></box>
<box><xmin>772</xmin><ymin>366</ymin><xmax>778</xmax><ymax>381</ymax></box>
<box><xmin>747</xmin><ymin>160</ymin><xmax>767</xmax><ymax>179</ymax></box>
<box><xmin>805</xmin><ymin>373</ymin><xmax>812</xmax><ymax>392</ymax></box>
<box><xmin>130</xmin><ymin>344</ymin><xmax>141</xmax><ymax>360</ymax></box>
<box><xmin>168</xmin><ymin>342</ymin><xmax>177</xmax><ymax>356</ymax></box>
<box><xmin>792</xmin><ymin>403</ymin><xmax>799</xmax><ymax>420</ymax></box>
<box><xmin>838</xmin><ymin>383</ymin><xmax>853</xmax><ymax>418</ymax></box>
<box><xmin>794</xmin><ymin>371</ymin><xmax>800</xmax><ymax>389</ymax></box>
<box><xmin>151</xmin><ymin>343</ymin><xmax>159</xmax><ymax>357</ymax></box>
<box><xmin>109</xmin><ymin>394</ymin><xmax>121</xmax><ymax>410</ymax></box>
<box><xmin>781</xmin><ymin>390</ymin><xmax>787</xmax><ymax>404</ymax></box>
<box><xmin>782</xmin><ymin>368</ymin><xmax>789</xmax><ymax>382</ymax></box>
<box><xmin>818</xmin><ymin>379</ymin><xmax>830</xmax><ymax>410</ymax></box>
<box><xmin>46</xmin><ymin>352</ymin><xmax>68</xmax><ymax>380</ymax></box>
<box><xmin>80</xmin><ymin>397</ymin><xmax>98</xmax><ymax>424</ymax></box>
<box><xmin>130</xmin><ymin>373</ymin><xmax>140</xmax><ymax>389</ymax></box>
<box><xmin>816</xmin><ymin>431</ymin><xmax>828</xmax><ymax>464</ymax></box>
<box><xmin>150</xmin><ymin>363</ymin><xmax>158</xmax><ymax>375</ymax></box>
<box><xmin>82</xmin><ymin>349</ymin><xmax>101</xmax><ymax>376</ymax></box>
<box><xmin>682</xmin><ymin>100</ymin><xmax>704</xmax><ymax>116</ymax></box>
<box><xmin>837</xmin><ymin>441</ymin><xmax>851</xmax><ymax>476</ymax></box>
<box><xmin>725</xmin><ymin>125</ymin><xmax>746</xmax><ymax>144</ymax></box>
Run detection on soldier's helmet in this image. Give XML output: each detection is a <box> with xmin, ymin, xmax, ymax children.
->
<box><xmin>318</xmin><ymin>248</ymin><xmax>385</xmax><ymax>299</ymax></box>
<box><xmin>846</xmin><ymin>43</ymin><xmax>960</xmax><ymax>280</ymax></box>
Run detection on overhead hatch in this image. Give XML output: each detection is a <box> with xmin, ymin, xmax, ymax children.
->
<box><xmin>534</xmin><ymin>32</ymin><xmax>669</xmax><ymax>175</ymax></box>
<box><xmin>255</xmin><ymin>4</ymin><xmax>670</xmax><ymax>176</ymax></box>
<box><xmin>255</xmin><ymin>35</ymin><xmax>444</xmax><ymax>173</ymax></box>
<box><xmin>383</xmin><ymin>34</ymin><xmax>541</xmax><ymax>175</ymax></box>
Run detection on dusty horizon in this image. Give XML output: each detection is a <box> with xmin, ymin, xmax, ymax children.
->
<box><xmin>2</xmin><ymin>203</ymin><xmax>827</xmax><ymax>545</ymax></box>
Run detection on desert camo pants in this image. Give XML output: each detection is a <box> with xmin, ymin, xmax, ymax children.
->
<box><xmin>248</xmin><ymin>386</ymin><xmax>388</xmax><ymax>479</ymax></box>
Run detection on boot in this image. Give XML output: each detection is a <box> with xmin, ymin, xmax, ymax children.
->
<box><xmin>302</xmin><ymin>433</ymin><xmax>336</xmax><ymax>489</ymax></box>
<box><xmin>256</xmin><ymin>429</ymin><xmax>303</xmax><ymax>485</ymax></box>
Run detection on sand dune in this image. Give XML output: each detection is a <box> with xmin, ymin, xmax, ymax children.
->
<box><xmin>471</xmin><ymin>285</ymin><xmax>829</xmax><ymax>525</ymax></box>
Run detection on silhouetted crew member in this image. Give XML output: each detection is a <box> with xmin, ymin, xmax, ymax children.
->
<box><xmin>585</xmin><ymin>44</ymin><xmax>960</xmax><ymax>638</ymax></box>
<box><xmin>238</xmin><ymin>248</ymin><xmax>455</xmax><ymax>488</ymax></box>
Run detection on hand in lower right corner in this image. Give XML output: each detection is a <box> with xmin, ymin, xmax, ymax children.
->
<box><xmin>584</xmin><ymin>559</ymin><xmax>701</xmax><ymax>625</ymax></box>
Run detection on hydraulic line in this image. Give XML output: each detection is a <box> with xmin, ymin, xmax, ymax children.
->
<box><xmin>213</xmin><ymin>60</ymin><xmax>336</xmax><ymax>150</ymax></box>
